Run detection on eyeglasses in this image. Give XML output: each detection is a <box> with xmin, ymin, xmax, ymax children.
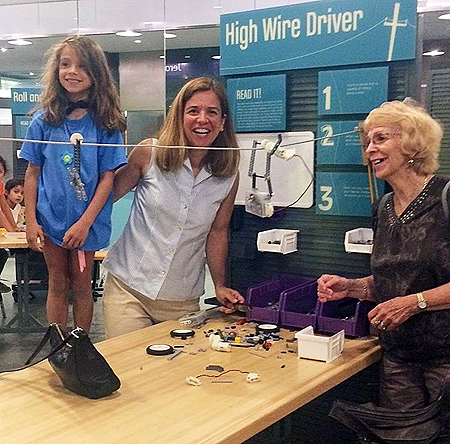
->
<box><xmin>365</xmin><ymin>132</ymin><xmax>401</xmax><ymax>147</ymax></box>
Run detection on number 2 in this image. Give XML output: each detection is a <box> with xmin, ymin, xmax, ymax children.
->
<box><xmin>320</xmin><ymin>125</ymin><xmax>334</xmax><ymax>146</ymax></box>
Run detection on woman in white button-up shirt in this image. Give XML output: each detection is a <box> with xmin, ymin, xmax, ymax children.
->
<box><xmin>102</xmin><ymin>77</ymin><xmax>245</xmax><ymax>338</ymax></box>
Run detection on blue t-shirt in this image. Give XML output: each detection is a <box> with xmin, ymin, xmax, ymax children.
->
<box><xmin>20</xmin><ymin>110</ymin><xmax>127</xmax><ymax>251</ymax></box>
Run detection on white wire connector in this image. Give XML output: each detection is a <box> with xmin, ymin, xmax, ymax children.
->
<box><xmin>261</xmin><ymin>139</ymin><xmax>296</xmax><ymax>160</ymax></box>
<box><xmin>69</xmin><ymin>133</ymin><xmax>84</xmax><ymax>145</ymax></box>
<box><xmin>186</xmin><ymin>376</ymin><xmax>202</xmax><ymax>386</ymax></box>
<box><xmin>246</xmin><ymin>373</ymin><xmax>261</xmax><ymax>383</ymax></box>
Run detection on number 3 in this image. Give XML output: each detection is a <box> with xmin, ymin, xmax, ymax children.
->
<box><xmin>318</xmin><ymin>186</ymin><xmax>333</xmax><ymax>211</ymax></box>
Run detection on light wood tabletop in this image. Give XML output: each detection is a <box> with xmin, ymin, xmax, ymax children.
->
<box><xmin>0</xmin><ymin>317</ymin><xmax>381</xmax><ymax>444</ymax></box>
<box><xmin>0</xmin><ymin>231</ymin><xmax>29</xmax><ymax>249</ymax></box>
<box><xmin>0</xmin><ymin>233</ymin><xmax>106</xmax><ymax>260</ymax></box>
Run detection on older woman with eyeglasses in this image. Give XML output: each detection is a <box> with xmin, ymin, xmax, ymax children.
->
<box><xmin>318</xmin><ymin>99</ymin><xmax>450</xmax><ymax>414</ymax></box>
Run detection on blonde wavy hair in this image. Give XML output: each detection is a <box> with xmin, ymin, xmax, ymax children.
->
<box><xmin>361</xmin><ymin>99</ymin><xmax>443</xmax><ymax>175</ymax></box>
<box><xmin>156</xmin><ymin>77</ymin><xmax>239</xmax><ymax>177</ymax></box>
<box><xmin>40</xmin><ymin>35</ymin><xmax>126</xmax><ymax>132</ymax></box>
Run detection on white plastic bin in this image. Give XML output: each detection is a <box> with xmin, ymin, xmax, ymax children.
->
<box><xmin>295</xmin><ymin>326</ymin><xmax>344</xmax><ymax>363</ymax></box>
<box><xmin>344</xmin><ymin>228</ymin><xmax>373</xmax><ymax>254</ymax></box>
<box><xmin>257</xmin><ymin>229</ymin><xmax>299</xmax><ymax>254</ymax></box>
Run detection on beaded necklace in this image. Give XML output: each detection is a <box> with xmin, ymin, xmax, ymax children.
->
<box><xmin>386</xmin><ymin>175</ymin><xmax>434</xmax><ymax>225</ymax></box>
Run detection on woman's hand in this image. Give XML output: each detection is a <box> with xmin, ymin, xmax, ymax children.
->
<box><xmin>26</xmin><ymin>221</ymin><xmax>45</xmax><ymax>252</ymax></box>
<box><xmin>317</xmin><ymin>274</ymin><xmax>350</xmax><ymax>303</ymax></box>
<box><xmin>215</xmin><ymin>285</ymin><xmax>245</xmax><ymax>313</ymax></box>
<box><xmin>63</xmin><ymin>220</ymin><xmax>90</xmax><ymax>249</ymax></box>
<box><xmin>368</xmin><ymin>295</ymin><xmax>417</xmax><ymax>331</ymax></box>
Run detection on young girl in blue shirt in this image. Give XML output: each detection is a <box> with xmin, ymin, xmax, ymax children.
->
<box><xmin>21</xmin><ymin>36</ymin><xmax>127</xmax><ymax>332</ymax></box>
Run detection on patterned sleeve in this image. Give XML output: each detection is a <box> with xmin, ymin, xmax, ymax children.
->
<box><xmin>19</xmin><ymin>114</ymin><xmax>45</xmax><ymax>167</ymax></box>
<box><xmin>97</xmin><ymin>129</ymin><xmax>127</xmax><ymax>174</ymax></box>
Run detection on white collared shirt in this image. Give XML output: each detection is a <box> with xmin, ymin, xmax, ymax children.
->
<box><xmin>104</xmin><ymin>154</ymin><xmax>235</xmax><ymax>301</ymax></box>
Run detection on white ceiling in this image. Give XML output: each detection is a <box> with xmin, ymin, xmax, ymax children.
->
<box><xmin>0</xmin><ymin>0</ymin><xmax>449</xmax><ymax>79</ymax></box>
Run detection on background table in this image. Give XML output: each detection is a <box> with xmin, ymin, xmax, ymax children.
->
<box><xmin>0</xmin><ymin>233</ymin><xmax>106</xmax><ymax>333</ymax></box>
<box><xmin>0</xmin><ymin>317</ymin><xmax>381</xmax><ymax>444</ymax></box>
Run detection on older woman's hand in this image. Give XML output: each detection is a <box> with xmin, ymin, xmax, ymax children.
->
<box><xmin>368</xmin><ymin>295</ymin><xmax>418</xmax><ymax>331</ymax></box>
<box><xmin>317</xmin><ymin>274</ymin><xmax>350</xmax><ymax>303</ymax></box>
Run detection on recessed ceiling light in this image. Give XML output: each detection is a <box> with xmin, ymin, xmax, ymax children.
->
<box><xmin>423</xmin><ymin>49</ymin><xmax>445</xmax><ymax>56</ymax></box>
<box><xmin>212</xmin><ymin>55</ymin><xmax>221</xmax><ymax>60</ymax></box>
<box><xmin>115</xmin><ymin>30</ymin><xmax>142</xmax><ymax>37</ymax></box>
<box><xmin>163</xmin><ymin>32</ymin><xmax>177</xmax><ymax>39</ymax></box>
<box><xmin>134</xmin><ymin>39</ymin><xmax>142</xmax><ymax>44</ymax></box>
<box><xmin>438</xmin><ymin>13</ymin><xmax>450</xmax><ymax>20</ymax></box>
<box><xmin>0</xmin><ymin>48</ymin><xmax>7</xmax><ymax>53</ymax></box>
<box><xmin>213</xmin><ymin>5</ymin><xmax>223</xmax><ymax>8</ymax></box>
<box><xmin>8</xmin><ymin>39</ymin><xmax>32</xmax><ymax>46</ymax></box>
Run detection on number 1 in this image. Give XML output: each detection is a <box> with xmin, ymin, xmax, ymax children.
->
<box><xmin>322</xmin><ymin>86</ymin><xmax>331</xmax><ymax>110</ymax></box>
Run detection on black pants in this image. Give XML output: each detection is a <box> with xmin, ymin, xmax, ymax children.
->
<box><xmin>380</xmin><ymin>355</ymin><xmax>450</xmax><ymax>409</ymax></box>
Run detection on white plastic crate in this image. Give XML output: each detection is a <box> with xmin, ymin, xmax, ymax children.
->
<box><xmin>295</xmin><ymin>326</ymin><xmax>344</xmax><ymax>363</ymax></box>
<box><xmin>344</xmin><ymin>228</ymin><xmax>373</xmax><ymax>254</ymax></box>
<box><xmin>257</xmin><ymin>229</ymin><xmax>299</xmax><ymax>254</ymax></box>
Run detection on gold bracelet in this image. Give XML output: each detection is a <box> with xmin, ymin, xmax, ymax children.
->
<box><xmin>357</xmin><ymin>278</ymin><xmax>368</xmax><ymax>300</ymax></box>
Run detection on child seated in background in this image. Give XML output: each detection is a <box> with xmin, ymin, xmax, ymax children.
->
<box><xmin>0</xmin><ymin>158</ymin><xmax>21</xmax><ymax>294</ymax></box>
<box><xmin>5</xmin><ymin>179</ymin><xmax>25</xmax><ymax>228</ymax></box>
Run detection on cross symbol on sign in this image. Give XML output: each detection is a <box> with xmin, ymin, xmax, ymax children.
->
<box><xmin>384</xmin><ymin>2</ymin><xmax>408</xmax><ymax>61</ymax></box>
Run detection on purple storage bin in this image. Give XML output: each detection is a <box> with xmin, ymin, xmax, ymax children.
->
<box><xmin>316</xmin><ymin>298</ymin><xmax>376</xmax><ymax>338</ymax></box>
<box><xmin>246</xmin><ymin>276</ymin><xmax>315</xmax><ymax>325</ymax></box>
<box><xmin>279</xmin><ymin>280</ymin><xmax>318</xmax><ymax>330</ymax></box>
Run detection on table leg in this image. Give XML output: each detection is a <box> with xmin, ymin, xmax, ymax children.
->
<box><xmin>0</xmin><ymin>249</ymin><xmax>45</xmax><ymax>333</ymax></box>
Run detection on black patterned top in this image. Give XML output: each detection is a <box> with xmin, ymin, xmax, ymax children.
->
<box><xmin>371</xmin><ymin>175</ymin><xmax>450</xmax><ymax>363</ymax></box>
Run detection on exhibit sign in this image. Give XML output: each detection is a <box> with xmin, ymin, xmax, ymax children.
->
<box><xmin>316</xmin><ymin>172</ymin><xmax>382</xmax><ymax>216</ymax></box>
<box><xmin>318</xmin><ymin>67</ymin><xmax>388</xmax><ymax>115</ymax></box>
<box><xmin>227</xmin><ymin>74</ymin><xmax>286</xmax><ymax>132</ymax></box>
<box><xmin>220</xmin><ymin>0</ymin><xmax>416</xmax><ymax>75</ymax></box>
<box><xmin>10</xmin><ymin>88</ymin><xmax>41</xmax><ymax>115</ymax></box>
<box><xmin>14</xmin><ymin>116</ymin><xmax>32</xmax><ymax>139</ymax></box>
<box><xmin>316</xmin><ymin>120</ymin><xmax>363</xmax><ymax>165</ymax></box>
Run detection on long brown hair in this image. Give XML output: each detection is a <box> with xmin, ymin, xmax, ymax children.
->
<box><xmin>156</xmin><ymin>77</ymin><xmax>239</xmax><ymax>177</ymax></box>
<box><xmin>40</xmin><ymin>35</ymin><xmax>126</xmax><ymax>132</ymax></box>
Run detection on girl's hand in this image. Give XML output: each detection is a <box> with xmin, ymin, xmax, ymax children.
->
<box><xmin>317</xmin><ymin>274</ymin><xmax>350</xmax><ymax>303</ymax></box>
<box><xmin>368</xmin><ymin>295</ymin><xmax>417</xmax><ymax>332</ymax></box>
<box><xmin>26</xmin><ymin>221</ymin><xmax>45</xmax><ymax>252</ymax></box>
<box><xmin>215</xmin><ymin>285</ymin><xmax>245</xmax><ymax>312</ymax></box>
<box><xmin>63</xmin><ymin>221</ymin><xmax>90</xmax><ymax>249</ymax></box>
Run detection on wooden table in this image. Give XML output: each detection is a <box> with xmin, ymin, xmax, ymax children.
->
<box><xmin>0</xmin><ymin>317</ymin><xmax>381</xmax><ymax>444</ymax></box>
<box><xmin>0</xmin><ymin>233</ymin><xmax>106</xmax><ymax>332</ymax></box>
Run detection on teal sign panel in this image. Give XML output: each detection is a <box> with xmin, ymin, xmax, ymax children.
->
<box><xmin>318</xmin><ymin>67</ymin><xmax>388</xmax><ymax>115</ymax></box>
<box><xmin>14</xmin><ymin>116</ymin><xmax>32</xmax><ymax>139</ymax></box>
<box><xmin>317</xmin><ymin>120</ymin><xmax>363</xmax><ymax>165</ymax></box>
<box><xmin>10</xmin><ymin>88</ymin><xmax>42</xmax><ymax>115</ymax></box>
<box><xmin>227</xmin><ymin>74</ymin><xmax>286</xmax><ymax>132</ymax></box>
<box><xmin>110</xmin><ymin>191</ymin><xmax>134</xmax><ymax>247</ymax></box>
<box><xmin>220</xmin><ymin>0</ymin><xmax>416</xmax><ymax>75</ymax></box>
<box><xmin>316</xmin><ymin>172</ymin><xmax>382</xmax><ymax>216</ymax></box>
